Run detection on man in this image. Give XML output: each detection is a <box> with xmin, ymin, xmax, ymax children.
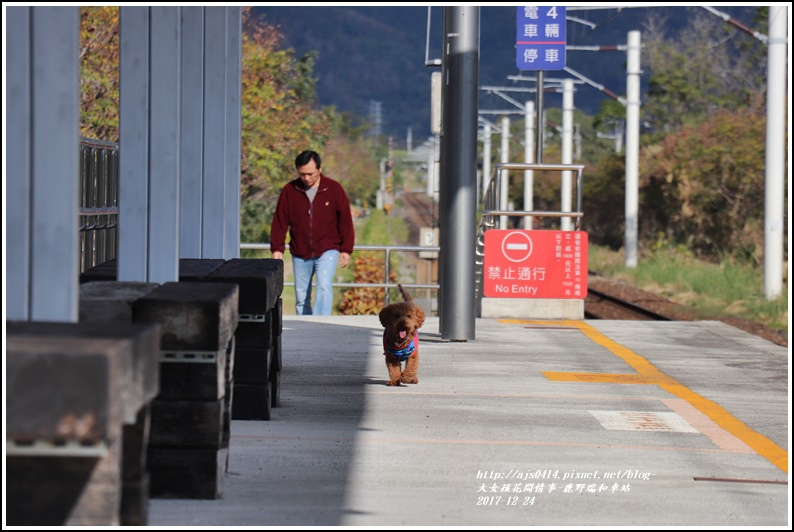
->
<box><xmin>270</xmin><ymin>150</ymin><xmax>355</xmax><ymax>315</ymax></box>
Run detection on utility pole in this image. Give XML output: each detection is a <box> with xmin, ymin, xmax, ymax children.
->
<box><xmin>523</xmin><ymin>100</ymin><xmax>534</xmax><ymax>229</ymax></box>
<box><xmin>384</xmin><ymin>136</ymin><xmax>393</xmax><ymax>214</ymax></box>
<box><xmin>377</xmin><ymin>158</ymin><xmax>386</xmax><ymax>210</ymax></box>
<box><xmin>439</xmin><ymin>6</ymin><xmax>479</xmax><ymax>341</ymax></box>
<box><xmin>561</xmin><ymin>79</ymin><xmax>574</xmax><ymax>231</ymax></box>
<box><xmin>481</xmin><ymin>122</ymin><xmax>492</xmax><ymax>204</ymax></box>
<box><xmin>369</xmin><ymin>100</ymin><xmax>382</xmax><ymax>138</ymax></box>
<box><xmin>624</xmin><ymin>30</ymin><xmax>641</xmax><ymax>268</ymax></box>
<box><xmin>499</xmin><ymin>115</ymin><xmax>510</xmax><ymax>229</ymax></box>
<box><xmin>764</xmin><ymin>6</ymin><xmax>786</xmax><ymax>299</ymax></box>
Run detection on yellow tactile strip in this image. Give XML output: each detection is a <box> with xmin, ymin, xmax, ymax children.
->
<box><xmin>501</xmin><ymin>319</ymin><xmax>787</xmax><ymax>473</ymax></box>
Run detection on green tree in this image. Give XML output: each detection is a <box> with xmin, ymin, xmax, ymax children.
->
<box><xmin>78</xmin><ymin>7</ymin><xmax>377</xmax><ymax>247</ymax></box>
<box><xmin>80</xmin><ymin>6</ymin><xmax>119</xmax><ymax>141</ymax></box>
<box><xmin>581</xmin><ymin>153</ymin><xmax>626</xmax><ymax>250</ymax></box>
<box><xmin>322</xmin><ymin>134</ymin><xmax>380</xmax><ymax>212</ymax></box>
<box><xmin>592</xmin><ymin>98</ymin><xmax>627</xmax><ymax>155</ymax></box>
<box><xmin>241</xmin><ymin>8</ymin><xmax>331</xmax><ymax>197</ymax></box>
<box><xmin>239</xmin><ymin>8</ymin><xmax>335</xmax><ymax>241</ymax></box>
<box><xmin>240</xmin><ymin>9</ymin><xmax>385</xmax><ymax>244</ymax></box>
<box><xmin>639</xmin><ymin>106</ymin><xmax>776</xmax><ymax>260</ymax></box>
<box><xmin>640</xmin><ymin>7</ymin><xmax>767</xmax><ymax>132</ymax></box>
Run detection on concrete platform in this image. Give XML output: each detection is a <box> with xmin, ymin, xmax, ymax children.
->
<box><xmin>480</xmin><ymin>297</ymin><xmax>584</xmax><ymax>319</ymax></box>
<box><xmin>149</xmin><ymin>316</ymin><xmax>790</xmax><ymax>527</ymax></box>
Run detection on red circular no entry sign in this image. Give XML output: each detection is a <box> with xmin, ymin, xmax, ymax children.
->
<box><xmin>501</xmin><ymin>231</ymin><xmax>533</xmax><ymax>263</ymax></box>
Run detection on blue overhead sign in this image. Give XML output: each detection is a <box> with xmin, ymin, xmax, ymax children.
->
<box><xmin>516</xmin><ymin>6</ymin><xmax>566</xmax><ymax>71</ymax></box>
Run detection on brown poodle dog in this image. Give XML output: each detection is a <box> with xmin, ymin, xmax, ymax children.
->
<box><xmin>379</xmin><ymin>284</ymin><xmax>426</xmax><ymax>386</ymax></box>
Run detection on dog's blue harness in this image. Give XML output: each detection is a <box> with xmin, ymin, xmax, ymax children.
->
<box><xmin>383</xmin><ymin>331</ymin><xmax>418</xmax><ymax>361</ymax></box>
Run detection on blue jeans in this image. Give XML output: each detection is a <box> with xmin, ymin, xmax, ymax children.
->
<box><xmin>292</xmin><ymin>249</ymin><xmax>339</xmax><ymax>316</ymax></box>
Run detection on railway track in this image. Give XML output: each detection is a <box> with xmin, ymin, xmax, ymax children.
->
<box><xmin>585</xmin><ymin>271</ymin><xmax>676</xmax><ymax>321</ymax></box>
<box><xmin>584</xmin><ymin>286</ymin><xmax>672</xmax><ymax>321</ymax></box>
<box><xmin>397</xmin><ymin>191</ymin><xmax>437</xmax><ymax>245</ymax></box>
<box><xmin>585</xmin><ymin>273</ymin><xmax>787</xmax><ymax>348</ymax></box>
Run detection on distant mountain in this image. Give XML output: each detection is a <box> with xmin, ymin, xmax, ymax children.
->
<box><xmin>252</xmin><ymin>5</ymin><xmax>760</xmax><ymax>146</ymax></box>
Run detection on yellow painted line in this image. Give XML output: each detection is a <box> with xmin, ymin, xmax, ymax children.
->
<box><xmin>501</xmin><ymin>319</ymin><xmax>788</xmax><ymax>473</ymax></box>
<box><xmin>543</xmin><ymin>372</ymin><xmax>675</xmax><ymax>385</ymax></box>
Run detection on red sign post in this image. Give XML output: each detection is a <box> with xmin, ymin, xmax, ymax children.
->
<box><xmin>483</xmin><ymin>230</ymin><xmax>588</xmax><ymax>299</ymax></box>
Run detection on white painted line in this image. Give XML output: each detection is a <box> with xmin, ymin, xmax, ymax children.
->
<box><xmin>589</xmin><ymin>410</ymin><xmax>699</xmax><ymax>433</ymax></box>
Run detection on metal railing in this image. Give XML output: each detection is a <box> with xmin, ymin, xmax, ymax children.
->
<box><xmin>241</xmin><ymin>243</ymin><xmax>440</xmax><ymax>307</ymax></box>
<box><xmin>75</xmin><ymin>135</ymin><xmax>440</xmax><ymax>306</ymax></box>
<box><xmin>474</xmin><ymin>162</ymin><xmax>586</xmax><ymax>311</ymax></box>
<box><xmin>76</xmin><ymin>139</ymin><xmax>583</xmax><ymax>314</ymax></box>
<box><xmin>79</xmin><ymin>137</ymin><xmax>119</xmax><ymax>273</ymax></box>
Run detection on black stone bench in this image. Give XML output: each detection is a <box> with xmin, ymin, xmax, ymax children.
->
<box><xmin>6</xmin><ymin>320</ymin><xmax>160</xmax><ymax>526</ymax></box>
<box><xmin>203</xmin><ymin>258</ymin><xmax>284</xmax><ymax>420</ymax></box>
<box><xmin>76</xmin><ymin>257</ymin><xmax>285</xmax><ymax>502</ymax></box>
<box><xmin>134</xmin><ymin>281</ymin><xmax>238</xmax><ymax>500</ymax></box>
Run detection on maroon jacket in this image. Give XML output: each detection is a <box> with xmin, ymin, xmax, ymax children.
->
<box><xmin>270</xmin><ymin>175</ymin><xmax>355</xmax><ymax>259</ymax></box>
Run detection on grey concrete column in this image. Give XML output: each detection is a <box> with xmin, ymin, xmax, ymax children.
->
<box><xmin>179</xmin><ymin>6</ymin><xmax>241</xmax><ymax>261</ymax></box>
<box><xmin>119</xmin><ymin>7</ymin><xmax>151</xmax><ymax>282</ymax></box>
<box><xmin>224</xmin><ymin>6</ymin><xmax>242</xmax><ymax>260</ymax></box>
<box><xmin>148</xmin><ymin>6</ymin><xmax>182</xmax><ymax>283</ymax></box>
<box><xmin>6</xmin><ymin>6</ymin><xmax>32</xmax><ymax>320</ymax></box>
<box><xmin>119</xmin><ymin>6</ymin><xmax>181</xmax><ymax>283</ymax></box>
<box><xmin>439</xmin><ymin>6</ymin><xmax>479</xmax><ymax>341</ymax></box>
<box><xmin>180</xmin><ymin>7</ymin><xmax>206</xmax><ymax>258</ymax></box>
<box><xmin>6</xmin><ymin>6</ymin><xmax>80</xmax><ymax>321</ymax></box>
<box><xmin>202</xmin><ymin>6</ymin><xmax>229</xmax><ymax>258</ymax></box>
